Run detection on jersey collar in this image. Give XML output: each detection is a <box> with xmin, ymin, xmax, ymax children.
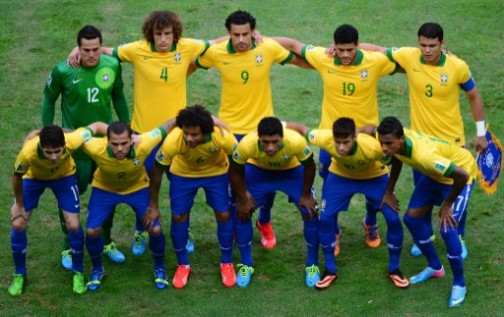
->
<box><xmin>349</xmin><ymin>141</ymin><xmax>358</xmax><ymax>155</ymax></box>
<box><xmin>403</xmin><ymin>136</ymin><xmax>413</xmax><ymax>158</ymax></box>
<box><xmin>334</xmin><ymin>49</ymin><xmax>363</xmax><ymax>66</ymax></box>
<box><xmin>150</xmin><ymin>42</ymin><xmax>177</xmax><ymax>53</ymax></box>
<box><xmin>420</xmin><ymin>51</ymin><xmax>446</xmax><ymax>66</ymax></box>
<box><xmin>107</xmin><ymin>146</ymin><xmax>136</xmax><ymax>159</ymax></box>
<box><xmin>226</xmin><ymin>39</ymin><xmax>256</xmax><ymax>54</ymax></box>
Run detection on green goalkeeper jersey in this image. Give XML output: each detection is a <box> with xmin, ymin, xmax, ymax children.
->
<box><xmin>42</xmin><ymin>54</ymin><xmax>129</xmax><ymax>129</ymax></box>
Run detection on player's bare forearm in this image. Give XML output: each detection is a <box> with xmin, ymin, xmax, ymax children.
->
<box><xmin>273</xmin><ymin>37</ymin><xmax>304</xmax><ymax>55</ymax></box>
<box><xmin>148</xmin><ymin>164</ymin><xmax>165</xmax><ymax>209</ymax></box>
<box><xmin>384</xmin><ymin>158</ymin><xmax>402</xmax><ymax>196</ymax></box>
<box><xmin>12</xmin><ymin>173</ymin><xmax>24</xmax><ymax>209</ymax></box>
<box><xmin>285</xmin><ymin>121</ymin><xmax>309</xmax><ymax>136</ymax></box>
<box><xmin>229</xmin><ymin>163</ymin><xmax>248</xmax><ymax>201</ymax></box>
<box><xmin>87</xmin><ymin>122</ymin><xmax>108</xmax><ymax>135</ymax></box>
<box><xmin>289</xmin><ymin>53</ymin><xmax>313</xmax><ymax>69</ymax></box>
<box><xmin>358</xmin><ymin>43</ymin><xmax>387</xmax><ymax>54</ymax></box>
<box><xmin>444</xmin><ymin>167</ymin><xmax>469</xmax><ymax>207</ymax></box>
<box><xmin>302</xmin><ymin>158</ymin><xmax>316</xmax><ymax>197</ymax></box>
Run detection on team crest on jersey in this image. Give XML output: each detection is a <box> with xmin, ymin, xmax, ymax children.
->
<box><xmin>361</xmin><ymin>69</ymin><xmax>368</xmax><ymax>79</ymax></box>
<box><xmin>357</xmin><ymin>160</ymin><xmax>366</xmax><ymax>166</ymax></box>
<box><xmin>434</xmin><ymin>161</ymin><xmax>447</xmax><ymax>172</ymax></box>
<box><xmin>95</xmin><ymin>67</ymin><xmax>115</xmax><ymax>89</ymax></box>
<box><xmin>156</xmin><ymin>152</ymin><xmax>165</xmax><ymax>162</ymax></box>
<box><xmin>133</xmin><ymin>158</ymin><xmax>141</xmax><ymax>166</ymax></box>
<box><xmin>283</xmin><ymin>154</ymin><xmax>291</xmax><ymax>160</ymax></box>
<box><xmin>175</xmin><ymin>52</ymin><xmax>182</xmax><ymax>62</ymax></box>
<box><xmin>256</xmin><ymin>54</ymin><xmax>263</xmax><ymax>64</ymax></box>
<box><xmin>209</xmin><ymin>147</ymin><xmax>217</xmax><ymax>153</ymax></box>
<box><xmin>440</xmin><ymin>72</ymin><xmax>448</xmax><ymax>84</ymax></box>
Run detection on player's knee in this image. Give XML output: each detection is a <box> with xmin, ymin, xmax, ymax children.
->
<box><xmin>86</xmin><ymin>227</ymin><xmax>102</xmax><ymax>238</ymax></box>
<box><xmin>149</xmin><ymin>225</ymin><xmax>162</xmax><ymax>236</ymax></box>
<box><xmin>403</xmin><ymin>212</ymin><xmax>419</xmax><ymax>229</ymax></box>
<box><xmin>172</xmin><ymin>213</ymin><xmax>189</xmax><ymax>223</ymax></box>
<box><xmin>215</xmin><ymin>211</ymin><xmax>231</xmax><ymax>222</ymax></box>
<box><xmin>12</xmin><ymin>219</ymin><xmax>27</xmax><ymax>232</ymax></box>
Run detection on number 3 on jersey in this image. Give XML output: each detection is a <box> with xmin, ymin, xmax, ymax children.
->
<box><xmin>160</xmin><ymin>67</ymin><xmax>168</xmax><ymax>82</ymax></box>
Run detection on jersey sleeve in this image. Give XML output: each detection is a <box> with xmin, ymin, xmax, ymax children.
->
<box><xmin>187</xmin><ymin>38</ymin><xmax>211</xmax><ymax>59</ymax></box>
<box><xmin>65</xmin><ymin>127</ymin><xmax>94</xmax><ymax>151</ymax></box>
<box><xmin>13</xmin><ymin>148</ymin><xmax>30</xmax><ymax>175</ymax></box>
<box><xmin>375</xmin><ymin>52</ymin><xmax>400</xmax><ymax>76</ymax></box>
<box><xmin>195</xmin><ymin>45</ymin><xmax>215</xmax><ymax>69</ymax></box>
<box><xmin>139</xmin><ymin>126</ymin><xmax>167</xmax><ymax>154</ymax></box>
<box><xmin>220</xmin><ymin>131</ymin><xmax>238</xmax><ymax>156</ymax></box>
<box><xmin>290</xmin><ymin>133</ymin><xmax>313</xmax><ymax>163</ymax></box>
<box><xmin>300</xmin><ymin>45</ymin><xmax>322</xmax><ymax>69</ymax></box>
<box><xmin>232</xmin><ymin>140</ymin><xmax>252</xmax><ymax>166</ymax></box>
<box><xmin>113</xmin><ymin>41</ymin><xmax>139</xmax><ymax>63</ymax></box>
<box><xmin>42</xmin><ymin>65</ymin><xmax>64</xmax><ymax>126</ymax></box>
<box><xmin>420</xmin><ymin>152</ymin><xmax>456</xmax><ymax>178</ymax></box>
<box><xmin>268</xmin><ymin>38</ymin><xmax>293</xmax><ymax>65</ymax></box>
<box><xmin>155</xmin><ymin>129</ymin><xmax>180</xmax><ymax>167</ymax></box>
<box><xmin>111</xmin><ymin>62</ymin><xmax>130</xmax><ymax>123</ymax></box>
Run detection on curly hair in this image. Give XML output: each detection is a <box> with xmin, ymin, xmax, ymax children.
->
<box><xmin>142</xmin><ymin>10</ymin><xmax>183</xmax><ymax>44</ymax></box>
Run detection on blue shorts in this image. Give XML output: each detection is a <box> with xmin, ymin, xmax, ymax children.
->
<box><xmin>87</xmin><ymin>187</ymin><xmax>155</xmax><ymax>229</ymax></box>
<box><xmin>245</xmin><ymin>164</ymin><xmax>311</xmax><ymax>215</ymax></box>
<box><xmin>408</xmin><ymin>174</ymin><xmax>474</xmax><ymax>221</ymax></box>
<box><xmin>320</xmin><ymin>172</ymin><xmax>388</xmax><ymax>217</ymax></box>
<box><xmin>319</xmin><ymin>149</ymin><xmax>331</xmax><ymax>180</ymax></box>
<box><xmin>169</xmin><ymin>173</ymin><xmax>230</xmax><ymax>215</ymax></box>
<box><xmin>22</xmin><ymin>175</ymin><xmax>80</xmax><ymax>213</ymax></box>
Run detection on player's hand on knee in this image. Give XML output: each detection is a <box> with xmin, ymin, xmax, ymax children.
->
<box><xmin>438</xmin><ymin>204</ymin><xmax>457</xmax><ymax>232</ymax></box>
<box><xmin>11</xmin><ymin>204</ymin><xmax>28</xmax><ymax>229</ymax></box>
<box><xmin>298</xmin><ymin>195</ymin><xmax>318</xmax><ymax>219</ymax></box>
<box><xmin>143</xmin><ymin>206</ymin><xmax>161</xmax><ymax>230</ymax></box>
<box><xmin>381</xmin><ymin>191</ymin><xmax>400</xmax><ymax>213</ymax></box>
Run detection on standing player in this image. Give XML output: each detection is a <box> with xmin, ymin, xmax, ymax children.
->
<box><xmin>377</xmin><ymin>116</ymin><xmax>477</xmax><ymax>307</ymax></box>
<box><xmin>287</xmin><ymin>118</ymin><xmax>408</xmax><ymax>289</ymax></box>
<box><xmin>44</xmin><ymin>25</ymin><xmax>131</xmax><ymax>269</ymax></box>
<box><xmin>360</xmin><ymin>22</ymin><xmax>487</xmax><ymax>257</ymax></box>
<box><xmin>145</xmin><ymin>105</ymin><xmax>237</xmax><ymax>289</ymax></box>
<box><xmin>274</xmin><ymin>24</ymin><xmax>399</xmax><ymax>253</ymax></box>
<box><xmin>229</xmin><ymin>117</ymin><xmax>319</xmax><ymax>288</ymax></box>
<box><xmin>82</xmin><ymin>121</ymin><xmax>169</xmax><ymax>291</ymax></box>
<box><xmin>196</xmin><ymin>10</ymin><xmax>311</xmax><ymax>250</ymax></box>
<box><xmin>8</xmin><ymin>123</ymin><xmax>104</xmax><ymax>296</ymax></box>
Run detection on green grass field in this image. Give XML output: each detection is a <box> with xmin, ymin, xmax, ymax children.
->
<box><xmin>0</xmin><ymin>0</ymin><xmax>503</xmax><ymax>316</ymax></box>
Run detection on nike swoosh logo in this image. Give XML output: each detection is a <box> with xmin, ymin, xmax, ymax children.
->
<box><xmin>412</xmin><ymin>68</ymin><xmax>421</xmax><ymax>72</ymax></box>
<box><xmin>74</xmin><ymin>204</ymin><xmax>80</xmax><ymax>208</ymax></box>
<box><xmin>223</xmin><ymin>62</ymin><xmax>232</xmax><ymax>65</ymax></box>
<box><xmin>144</xmin><ymin>56</ymin><xmax>153</xmax><ymax>60</ymax></box>
<box><xmin>72</xmin><ymin>78</ymin><xmax>83</xmax><ymax>84</ymax></box>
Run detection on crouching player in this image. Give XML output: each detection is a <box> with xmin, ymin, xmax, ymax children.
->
<box><xmin>229</xmin><ymin>117</ymin><xmax>319</xmax><ymax>288</ymax></box>
<box><xmin>9</xmin><ymin>123</ymin><xmax>103</xmax><ymax>296</ymax></box>
<box><xmin>377</xmin><ymin>116</ymin><xmax>477</xmax><ymax>307</ymax></box>
<box><xmin>145</xmin><ymin>105</ymin><xmax>237</xmax><ymax>289</ymax></box>
<box><xmin>287</xmin><ymin>118</ymin><xmax>408</xmax><ymax>289</ymax></box>
<box><xmin>82</xmin><ymin>121</ymin><xmax>169</xmax><ymax>291</ymax></box>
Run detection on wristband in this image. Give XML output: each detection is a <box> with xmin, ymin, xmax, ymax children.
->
<box><xmin>476</xmin><ymin>121</ymin><xmax>486</xmax><ymax>137</ymax></box>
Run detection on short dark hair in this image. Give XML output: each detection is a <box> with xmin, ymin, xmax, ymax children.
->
<box><xmin>176</xmin><ymin>105</ymin><xmax>214</xmax><ymax>135</ymax></box>
<box><xmin>258</xmin><ymin>117</ymin><xmax>283</xmax><ymax>137</ymax></box>
<box><xmin>39</xmin><ymin>125</ymin><xmax>65</xmax><ymax>148</ymax></box>
<box><xmin>333</xmin><ymin>24</ymin><xmax>359</xmax><ymax>45</ymax></box>
<box><xmin>77</xmin><ymin>25</ymin><xmax>102</xmax><ymax>46</ymax></box>
<box><xmin>377</xmin><ymin>116</ymin><xmax>404</xmax><ymax>138</ymax></box>
<box><xmin>417</xmin><ymin>22</ymin><xmax>444</xmax><ymax>41</ymax></box>
<box><xmin>225</xmin><ymin>10</ymin><xmax>256</xmax><ymax>31</ymax></box>
<box><xmin>332</xmin><ymin>117</ymin><xmax>356</xmax><ymax>139</ymax></box>
<box><xmin>142</xmin><ymin>10</ymin><xmax>183</xmax><ymax>44</ymax></box>
<box><xmin>107</xmin><ymin>122</ymin><xmax>132</xmax><ymax>139</ymax></box>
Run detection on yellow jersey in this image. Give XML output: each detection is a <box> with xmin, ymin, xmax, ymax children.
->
<box><xmin>156</xmin><ymin>128</ymin><xmax>237</xmax><ymax>178</ymax></box>
<box><xmin>232</xmin><ymin>128</ymin><xmax>313</xmax><ymax>170</ymax></box>
<box><xmin>81</xmin><ymin>127</ymin><xmax>166</xmax><ymax>194</ymax></box>
<box><xmin>115</xmin><ymin>38</ymin><xmax>209</xmax><ymax>132</ymax></box>
<box><xmin>302</xmin><ymin>46</ymin><xmax>398</xmax><ymax>129</ymax></box>
<box><xmin>307</xmin><ymin>129</ymin><xmax>388</xmax><ymax>179</ymax></box>
<box><xmin>196</xmin><ymin>38</ymin><xmax>293</xmax><ymax>134</ymax></box>
<box><xmin>14</xmin><ymin>128</ymin><xmax>92</xmax><ymax>180</ymax></box>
